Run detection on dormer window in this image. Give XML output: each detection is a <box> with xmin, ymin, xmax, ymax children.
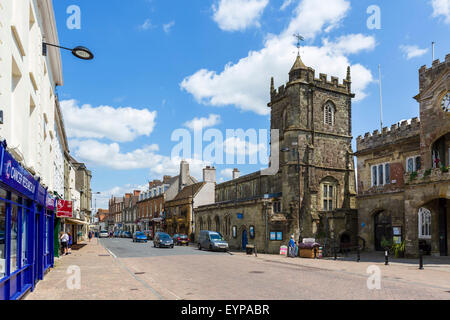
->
<box><xmin>324</xmin><ymin>101</ymin><xmax>335</xmax><ymax>126</ymax></box>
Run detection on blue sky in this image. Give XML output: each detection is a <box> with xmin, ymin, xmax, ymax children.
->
<box><xmin>52</xmin><ymin>0</ymin><xmax>450</xmax><ymax>209</ymax></box>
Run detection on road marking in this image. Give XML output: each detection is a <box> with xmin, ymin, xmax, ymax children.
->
<box><xmin>106</xmin><ymin>248</ymin><xmax>117</xmax><ymax>259</ymax></box>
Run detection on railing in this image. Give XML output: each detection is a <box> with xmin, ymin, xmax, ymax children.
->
<box><xmin>405</xmin><ymin>167</ymin><xmax>449</xmax><ymax>184</ymax></box>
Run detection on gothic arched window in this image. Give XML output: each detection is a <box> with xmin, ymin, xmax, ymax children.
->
<box><xmin>324</xmin><ymin>101</ymin><xmax>335</xmax><ymax>126</ymax></box>
<box><xmin>418</xmin><ymin>208</ymin><xmax>431</xmax><ymax>239</ymax></box>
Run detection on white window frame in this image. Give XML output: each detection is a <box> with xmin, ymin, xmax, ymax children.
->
<box><xmin>418</xmin><ymin>208</ymin><xmax>431</xmax><ymax>239</ymax></box>
<box><xmin>322</xmin><ymin>183</ymin><xmax>335</xmax><ymax>211</ymax></box>
<box><xmin>371</xmin><ymin>163</ymin><xmax>391</xmax><ymax>187</ymax></box>
<box><xmin>406</xmin><ymin>156</ymin><xmax>421</xmax><ymax>172</ymax></box>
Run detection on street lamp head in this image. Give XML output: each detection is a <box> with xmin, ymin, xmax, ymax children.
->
<box><xmin>280</xmin><ymin>148</ymin><xmax>291</xmax><ymax>153</ymax></box>
<box><xmin>72</xmin><ymin>46</ymin><xmax>94</xmax><ymax>60</ymax></box>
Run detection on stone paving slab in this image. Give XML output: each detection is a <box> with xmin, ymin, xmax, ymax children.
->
<box><xmin>233</xmin><ymin>251</ymin><xmax>450</xmax><ymax>292</ymax></box>
<box><xmin>24</xmin><ymin>238</ymin><xmax>163</xmax><ymax>300</ymax></box>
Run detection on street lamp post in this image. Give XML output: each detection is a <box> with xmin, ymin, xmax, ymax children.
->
<box><xmin>42</xmin><ymin>42</ymin><xmax>94</xmax><ymax>60</ymax></box>
<box><xmin>281</xmin><ymin>143</ymin><xmax>302</xmax><ymax>242</ymax></box>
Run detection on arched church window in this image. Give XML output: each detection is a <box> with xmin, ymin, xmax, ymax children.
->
<box><xmin>324</xmin><ymin>101</ymin><xmax>335</xmax><ymax>126</ymax></box>
<box><xmin>418</xmin><ymin>208</ymin><xmax>431</xmax><ymax>239</ymax></box>
<box><xmin>441</xmin><ymin>92</ymin><xmax>449</xmax><ymax>113</ymax></box>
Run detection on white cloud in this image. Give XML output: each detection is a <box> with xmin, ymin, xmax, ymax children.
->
<box><xmin>184</xmin><ymin>114</ymin><xmax>221</xmax><ymax>131</ymax></box>
<box><xmin>163</xmin><ymin>21</ymin><xmax>175</xmax><ymax>33</ymax></box>
<box><xmin>280</xmin><ymin>0</ymin><xmax>294</xmax><ymax>11</ymax></box>
<box><xmin>322</xmin><ymin>34</ymin><xmax>376</xmax><ymax>55</ymax></box>
<box><xmin>224</xmin><ymin>136</ymin><xmax>267</xmax><ymax>156</ymax></box>
<box><xmin>220</xmin><ymin>168</ymin><xmax>233</xmax><ymax>179</ymax></box>
<box><xmin>399</xmin><ymin>45</ymin><xmax>429</xmax><ymax>60</ymax></box>
<box><xmin>139</xmin><ymin>19</ymin><xmax>155</xmax><ymax>30</ymax></box>
<box><xmin>282</xmin><ymin>0</ymin><xmax>350</xmax><ymax>39</ymax></box>
<box><xmin>212</xmin><ymin>0</ymin><xmax>269</xmax><ymax>31</ymax></box>
<box><xmin>94</xmin><ymin>184</ymin><xmax>148</xmax><ymax>210</ymax></box>
<box><xmin>60</xmin><ymin>100</ymin><xmax>157</xmax><ymax>142</ymax></box>
<box><xmin>181</xmin><ymin>1</ymin><xmax>375</xmax><ymax>116</ymax></box>
<box><xmin>431</xmin><ymin>0</ymin><xmax>450</xmax><ymax>24</ymax></box>
<box><xmin>69</xmin><ymin>140</ymin><xmax>210</xmax><ymax>180</ymax></box>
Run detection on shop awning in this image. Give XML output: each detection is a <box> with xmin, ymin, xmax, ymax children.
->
<box><xmin>64</xmin><ymin>218</ymin><xmax>89</xmax><ymax>225</ymax></box>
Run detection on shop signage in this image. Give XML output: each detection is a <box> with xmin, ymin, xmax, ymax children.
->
<box><xmin>46</xmin><ymin>194</ymin><xmax>56</xmax><ymax>211</ymax></box>
<box><xmin>237</xmin><ymin>213</ymin><xmax>243</xmax><ymax>219</ymax></box>
<box><xmin>56</xmin><ymin>199</ymin><xmax>73</xmax><ymax>218</ymax></box>
<box><xmin>36</xmin><ymin>184</ymin><xmax>46</xmax><ymax>206</ymax></box>
<box><xmin>0</xmin><ymin>149</ymin><xmax>37</xmax><ymax>199</ymax></box>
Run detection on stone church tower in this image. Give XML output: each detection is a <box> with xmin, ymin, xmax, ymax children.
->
<box><xmin>269</xmin><ymin>54</ymin><xmax>358</xmax><ymax>246</ymax></box>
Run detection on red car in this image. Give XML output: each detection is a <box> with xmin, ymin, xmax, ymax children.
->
<box><xmin>173</xmin><ymin>234</ymin><xmax>189</xmax><ymax>246</ymax></box>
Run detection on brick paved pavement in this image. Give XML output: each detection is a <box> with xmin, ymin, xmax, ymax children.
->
<box><xmin>24</xmin><ymin>238</ymin><xmax>163</xmax><ymax>300</ymax></box>
<box><xmin>23</xmin><ymin>239</ymin><xmax>450</xmax><ymax>300</ymax></box>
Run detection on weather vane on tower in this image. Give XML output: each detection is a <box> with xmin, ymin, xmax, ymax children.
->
<box><xmin>293</xmin><ymin>33</ymin><xmax>304</xmax><ymax>56</ymax></box>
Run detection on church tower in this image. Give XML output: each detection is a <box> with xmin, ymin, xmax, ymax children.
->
<box><xmin>268</xmin><ymin>54</ymin><xmax>358</xmax><ymax>244</ymax></box>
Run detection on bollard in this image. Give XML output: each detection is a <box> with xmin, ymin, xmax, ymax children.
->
<box><xmin>357</xmin><ymin>246</ymin><xmax>360</xmax><ymax>262</ymax></box>
<box><xmin>334</xmin><ymin>246</ymin><xmax>337</xmax><ymax>260</ymax></box>
<box><xmin>419</xmin><ymin>249</ymin><xmax>424</xmax><ymax>270</ymax></box>
<box><xmin>385</xmin><ymin>249</ymin><xmax>389</xmax><ymax>265</ymax></box>
<box><xmin>314</xmin><ymin>247</ymin><xmax>317</xmax><ymax>259</ymax></box>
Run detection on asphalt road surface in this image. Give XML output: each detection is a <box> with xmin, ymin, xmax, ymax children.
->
<box><xmin>99</xmin><ymin>238</ymin><xmax>450</xmax><ymax>300</ymax></box>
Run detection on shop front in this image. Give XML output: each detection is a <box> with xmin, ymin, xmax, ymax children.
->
<box><xmin>0</xmin><ymin>142</ymin><xmax>55</xmax><ymax>300</ymax></box>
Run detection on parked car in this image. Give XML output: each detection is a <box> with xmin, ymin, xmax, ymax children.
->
<box><xmin>173</xmin><ymin>234</ymin><xmax>189</xmax><ymax>246</ymax></box>
<box><xmin>99</xmin><ymin>230</ymin><xmax>109</xmax><ymax>238</ymax></box>
<box><xmin>120</xmin><ymin>231</ymin><xmax>126</xmax><ymax>238</ymax></box>
<box><xmin>113</xmin><ymin>231</ymin><xmax>120</xmax><ymax>238</ymax></box>
<box><xmin>198</xmin><ymin>230</ymin><xmax>229</xmax><ymax>252</ymax></box>
<box><xmin>123</xmin><ymin>231</ymin><xmax>132</xmax><ymax>238</ymax></box>
<box><xmin>153</xmin><ymin>232</ymin><xmax>174</xmax><ymax>248</ymax></box>
<box><xmin>133</xmin><ymin>232</ymin><xmax>148</xmax><ymax>243</ymax></box>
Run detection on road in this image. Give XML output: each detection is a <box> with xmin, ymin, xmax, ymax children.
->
<box><xmin>98</xmin><ymin>238</ymin><xmax>450</xmax><ymax>300</ymax></box>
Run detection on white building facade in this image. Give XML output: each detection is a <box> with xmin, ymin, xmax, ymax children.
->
<box><xmin>0</xmin><ymin>0</ymin><xmax>65</xmax><ymax>196</ymax></box>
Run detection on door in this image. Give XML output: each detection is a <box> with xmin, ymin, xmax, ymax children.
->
<box><xmin>374</xmin><ymin>211</ymin><xmax>392</xmax><ymax>251</ymax></box>
<box><xmin>242</xmin><ymin>230</ymin><xmax>248</xmax><ymax>251</ymax></box>
<box><xmin>34</xmin><ymin>214</ymin><xmax>39</xmax><ymax>284</ymax></box>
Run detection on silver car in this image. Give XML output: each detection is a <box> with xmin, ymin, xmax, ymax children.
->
<box><xmin>99</xmin><ymin>230</ymin><xmax>109</xmax><ymax>238</ymax></box>
<box><xmin>198</xmin><ymin>230</ymin><xmax>229</xmax><ymax>252</ymax></box>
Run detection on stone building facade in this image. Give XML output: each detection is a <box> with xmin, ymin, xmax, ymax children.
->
<box><xmin>165</xmin><ymin>166</ymin><xmax>216</xmax><ymax>239</ymax></box>
<box><xmin>195</xmin><ymin>55</ymin><xmax>358</xmax><ymax>253</ymax></box>
<box><xmin>356</xmin><ymin>55</ymin><xmax>450</xmax><ymax>257</ymax></box>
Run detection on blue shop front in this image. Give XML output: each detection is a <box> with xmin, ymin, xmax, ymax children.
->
<box><xmin>0</xmin><ymin>142</ymin><xmax>55</xmax><ymax>300</ymax></box>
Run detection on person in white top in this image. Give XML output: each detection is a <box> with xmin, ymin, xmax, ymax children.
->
<box><xmin>60</xmin><ymin>231</ymin><xmax>69</xmax><ymax>256</ymax></box>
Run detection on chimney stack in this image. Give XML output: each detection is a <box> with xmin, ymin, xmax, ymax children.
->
<box><xmin>232</xmin><ymin>168</ymin><xmax>240</xmax><ymax>180</ymax></box>
<box><xmin>203</xmin><ymin>166</ymin><xmax>216</xmax><ymax>183</ymax></box>
<box><xmin>180</xmin><ymin>160</ymin><xmax>190</xmax><ymax>189</ymax></box>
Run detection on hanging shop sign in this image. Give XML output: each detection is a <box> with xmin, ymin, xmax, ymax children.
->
<box><xmin>56</xmin><ymin>199</ymin><xmax>73</xmax><ymax>218</ymax></box>
<box><xmin>46</xmin><ymin>194</ymin><xmax>56</xmax><ymax>211</ymax></box>
<box><xmin>0</xmin><ymin>147</ymin><xmax>37</xmax><ymax>199</ymax></box>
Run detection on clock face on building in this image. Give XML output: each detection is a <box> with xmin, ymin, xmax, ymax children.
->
<box><xmin>442</xmin><ymin>92</ymin><xmax>450</xmax><ymax>113</ymax></box>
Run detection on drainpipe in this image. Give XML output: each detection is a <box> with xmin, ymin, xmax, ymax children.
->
<box><xmin>265</xmin><ymin>202</ymin><xmax>268</xmax><ymax>253</ymax></box>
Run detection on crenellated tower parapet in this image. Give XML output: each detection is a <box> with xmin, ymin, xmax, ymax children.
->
<box><xmin>356</xmin><ymin>117</ymin><xmax>421</xmax><ymax>152</ymax></box>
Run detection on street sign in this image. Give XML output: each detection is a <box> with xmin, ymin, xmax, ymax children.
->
<box><xmin>56</xmin><ymin>199</ymin><xmax>73</xmax><ymax>218</ymax></box>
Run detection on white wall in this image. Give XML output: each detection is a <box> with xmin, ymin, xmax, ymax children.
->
<box><xmin>0</xmin><ymin>0</ymin><xmax>63</xmax><ymax>194</ymax></box>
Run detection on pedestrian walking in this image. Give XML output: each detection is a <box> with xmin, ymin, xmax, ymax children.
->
<box><xmin>60</xmin><ymin>231</ymin><xmax>69</xmax><ymax>256</ymax></box>
<box><xmin>68</xmin><ymin>232</ymin><xmax>72</xmax><ymax>254</ymax></box>
<box><xmin>88</xmin><ymin>231</ymin><xmax>93</xmax><ymax>242</ymax></box>
<box><xmin>288</xmin><ymin>235</ymin><xmax>296</xmax><ymax>258</ymax></box>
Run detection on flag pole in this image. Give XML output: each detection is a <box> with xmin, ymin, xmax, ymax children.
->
<box><xmin>378</xmin><ymin>64</ymin><xmax>383</xmax><ymax>132</ymax></box>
